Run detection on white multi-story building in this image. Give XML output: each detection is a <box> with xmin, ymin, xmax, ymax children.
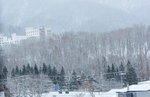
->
<box><xmin>25</xmin><ymin>27</ymin><xmax>40</xmax><ymax>38</ymax></box>
<box><xmin>25</xmin><ymin>27</ymin><xmax>51</xmax><ymax>38</ymax></box>
<box><xmin>0</xmin><ymin>33</ymin><xmax>27</xmax><ymax>47</ymax></box>
<box><xmin>0</xmin><ymin>27</ymin><xmax>51</xmax><ymax>47</ymax></box>
<box><xmin>43</xmin><ymin>27</ymin><xmax>51</xmax><ymax>36</ymax></box>
<box><xmin>11</xmin><ymin>33</ymin><xmax>27</xmax><ymax>44</ymax></box>
<box><xmin>0</xmin><ymin>34</ymin><xmax>11</xmax><ymax>47</ymax></box>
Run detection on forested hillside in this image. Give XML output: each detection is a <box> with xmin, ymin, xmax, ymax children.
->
<box><xmin>4</xmin><ymin>25</ymin><xmax>150</xmax><ymax>81</ymax></box>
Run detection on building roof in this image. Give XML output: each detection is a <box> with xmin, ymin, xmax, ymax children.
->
<box><xmin>117</xmin><ymin>90</ymin><xmax>150</xmax><ymax>94</ymax></box>
<box><xmin>107</xmin><ymin>80</ymin><xmax>150</xmax><ymax>94</ymax></box>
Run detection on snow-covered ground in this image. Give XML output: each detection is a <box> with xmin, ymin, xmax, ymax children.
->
<box><xmin>0</xmin><ymin>92</ymin><xmax>5</xmax><ymax>97</ymax></box>
<box><xmin>42</xmin><ymin>92</ymin><xmax>117</xmax><ymax>97</ymax></box>
<box><xmin>42</xmin><ymin>80</ymin><xmax>150</xmax><ymax>97</ymax></box>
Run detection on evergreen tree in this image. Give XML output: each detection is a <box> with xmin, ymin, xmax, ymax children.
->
<box><xmin>26</xmin><ymin>63</ymin><xmax>31</xmax><ymax>74</ymax></box>
<box><xmin>110</xmin><ymin>64</ymin><xmax>116</xmax><ymax>78</ymax></box>
<box><xmin>119</xmin><ymin>62</ymin><xmax>125</xmax><ymax>72</ymax></box>
<box><xmin>60</xmin><ymin>66</ymin><xmax>65</xmax><ymax>75</ymax></box>
<box><xmin>22</xmin><ymin>65</ymin><xmax>27</xmax><ymax>75</ymax></box>
<box><xmin>107</xmin><ymin>65</ymin><xmax>111</xmax><ymax>73</ymax></box>
<box><xmin>52</xmin><ymin>66</ymin><xmax>57</xmax><ymax>76</ymax></box>
<box><xmin>70</xmin><ymin>70</ymin><xmax>79</xmax><ymax>90</ymax></box>
<box><xmin>15</xmin><ymin>66</ymin><xmax>20</xmax><ymax>76</ymax></box>
<box><xmin>111</xmin><ymin>64</ymin><xmax>115</xmax><ymax>72</ymax></box>
<box><xmin>34</xmin><ymin>64</ymin><xmax>39</xmax><ymax>75</ymax></box>
<box><xmin>60</xmin><ymin>66</ymin><xmax>65</xmax><ymax>87</ymax></box>
<box><xmin>48</xmin><ymin>65</ymin><xmax>52</xmax><ymax>77</ymax></box>
<box><xmin>42</xmin><ymin>63</ymin><xmax>47</xmax><ymax>74</ymax></box>
<box><xmin>125</xmin><ymin>60</ymin><xmax>138</xmax><ymax>85</ymax></box>
<box><xmin>52</xmin><ymin>66</ymin><xmax>57</xmax><ymax>84</ymax></box>
<box><xmin>11</xmin><ymin>68</ymin><xmax>15</xmax><ymax>77</ymax></box>
<box><xmin>3</xmin><ymin>66</ymin><xmax>8</xmax><ymax>79</ymax></box>
<box><xmin>118</xmin><ymin>62</ymin><xmax>125</xmax><ymax>82</ymax></box>
<box><xmin>115</xmin><ymin>67</ymin><xmax>120</xmax><ymax>80</ymax></box>
<box><xmin>19</xmin><ymin>69</ymin><xmax>22</xmax><ymax>75</ymax></box>
<box><xmin>80</xmin><ymin>73</ymin><xmax>86</xmax><ymax>87</ymax></box>
<box><xmin>116</xmin><ymin>67</ymin><xmax>119</xmax><ymax>72</ymax></box>
<box><xmin>106</xmin><ymin>65</ymin><xmax>111</xmax><ymax>80</ymax></box>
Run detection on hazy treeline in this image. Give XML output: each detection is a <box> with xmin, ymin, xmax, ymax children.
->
<box><xmin>4</xmin><ymin>25</ymin><xmax>150</xmax><ymax>80</ymax></box>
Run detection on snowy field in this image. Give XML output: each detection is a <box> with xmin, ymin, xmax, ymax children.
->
<box><xmin>42</xmin><ymin>80</ymin><xmax>150</xmax><ymax>97</ymax></box>
<box><xmin>42</xmin><ymin>92</ymin><xmax>117</xmax><ymax>97</ymax></box>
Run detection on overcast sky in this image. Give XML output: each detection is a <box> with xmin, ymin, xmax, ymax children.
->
<box><xmin>1</xmin><ymin>0</ymin><xmax>150</xmax><ymax>33</ymax></box>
